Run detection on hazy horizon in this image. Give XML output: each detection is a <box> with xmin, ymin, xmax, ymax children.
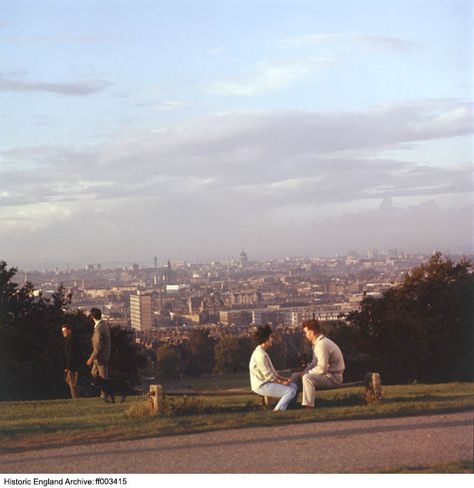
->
<box><xmin>1</xmin><ymin>0</ymin><xmax>473</xmax><ymax>268</ymax></box>
<box><xmin>6</xmin><ymin>244</ymin><xmax>474</xmax><ymax>273</ymax></box>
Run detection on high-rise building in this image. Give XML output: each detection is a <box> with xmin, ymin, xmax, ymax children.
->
<box><xmin>130</xmin><ymin>291</ymin><xmax>153</xmax><ymax>331</ymax></box>
<box><xmin>367</xmin><ymin>249</ymin><xmax>379</xmax><ymax>259</ymax></box>
<box><xmin>239</xmin><ymin>249</ymin><xmax>248</xmax><ymax>267</ymax></box>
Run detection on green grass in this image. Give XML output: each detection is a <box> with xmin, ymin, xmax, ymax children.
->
<box><xmin>160</xmin><ymin>371</ymin><xmax>251</xmax><ymax>390</ymax></box>
<box><xmin>0</xmin><ymin>379</ymin><xmax>473</xmax><ymax>454</ymax></box>
<box><xmin>382</xmin><ymin>459</ymin><xmax>473</xmax><ymax>473</ymax></box>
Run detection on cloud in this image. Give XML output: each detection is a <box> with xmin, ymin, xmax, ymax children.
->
<box><xmin>309</xmin><ymin>199</ymin><xmax>474</xmax><ymax>254</ymax></box>
<box><xmin>280</xmin><ymin>33</ymin><xmax>419</xmax><ymax>52</ymax></box>
<box><xmin>0</xmin><ymin>76</ymin><xmax>112</xmax><ymax>96</ymax></box>
<box><xmin>208</xmin><ymin>46</ymin><xmax>226</xmax><ymax>56</ymax></box>
<box><xmin>354</xmin><ymin>34</ymin><xmax>419</xmax><ymax>52</ymax></box>
<box><xmin>0</xmin><ymin>99</ymin><xmax>472</xmax><ymax>262</ymax></box>
<box><xmin>207</xmin><ymin>57</ymin><xmax>333</xmax><ymax>96</ymax></box>
<box><xmin>3</xmin><ymin>99</ymin><xmax>471</xmax><ymax>205</ymax></box>
<box><xmin>8</xmin><ymin>33</ymin><xmax>114</xmax><ymax>46</ymax></box>
<box><xmin>133</xmin><ymin>99</ymin><xmax>187</xmax><ymax>111</ymax></box>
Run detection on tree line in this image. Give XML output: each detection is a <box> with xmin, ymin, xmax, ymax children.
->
<box><xmin>1</xmin><ymin>253</ymin><xmax>472</xmax><ymax>400</ymax></box>
<box><xmin>0</xmin><ymin>261</ymin><xmax>147</xmax><ymax>400</ymax></box>
<box><xmin>146</xmin><ymin>327</ymin><xmax>310</xmax><ymax>380</ymax></box>
<box><xmin>141</xmin><ymin>253</ymin><xmax>474</xmax><ymax>385</ymax></box>
<box><xmin>346</xmin><ymin>252</ymin><xmax>474</xmax><ymax>383</ymax></box>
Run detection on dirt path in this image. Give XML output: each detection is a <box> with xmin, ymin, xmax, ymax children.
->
<box><xmin>1</xmin><ymin>411</ymin><xmax>472</xmax><ymax>473</ymax></box>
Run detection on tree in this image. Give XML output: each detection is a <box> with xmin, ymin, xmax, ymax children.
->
<box><xmin>267</xmin><ymin>330</ymin><xmax>288</xmax><ymax>369</ymax></box>
<box><xmin>155</xmin><ymin>345</ymin><xmax>181</xmax><ymax>379</ymax></box>
<box><xmin>347</xmin><ymin>253</ymin><xmax>474</xmax><ymax>383</ymax></box>
<box><xmin>214</xmin><ymin>335</ymin><xmax>240</xmax><ymax>374</ymax></box>
<box><xmin>109</xmin><ymin>326</ymin><xmax>148</xmax><ymax>386</ymax></box>
<box><xmin>186</xmin><ymin>329</ymin><xmax>215</xmax><ymax>375</ymax></box>
<box><xmin>0</xmin><ymin>261</ymin><xmax>148</xmax><ymax>400</ymax></box>
<box><xmin>214</xmin><ymin>335</ymin><xmax>253</xmax><ymax>374</ymax></box>
<box><xmin>0</xmin><ymin>262</ymin><xmax>72</xmax><ymax>400</ymax></box>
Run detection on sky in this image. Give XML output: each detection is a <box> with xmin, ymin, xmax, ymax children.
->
<box><xmin>0</xmin><ymin>0</ymin><xmax>473</xmax><ymax>268</ymax></box>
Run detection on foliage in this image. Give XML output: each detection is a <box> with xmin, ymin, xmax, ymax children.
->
<box><xmin>0</xmin><ymin>261</ymin><xmax>147</xmax><ymax>400</ymax></box>
<box><xmin>0</xmin><ymin>261</ymin><xmax>72</xmax><ymax>400</ymax></box>
<box><xmin>326</xmin><ymin>322</ymin><xmax>372</xmax><ymax>381</ymax></box>
<box><xmin>214</xmin><ymin>334</ymin><xmax>253</xmax><ymax>374</ymax></box>
<box><xmin>162</xmin><ymin>396</ymin><xmax>220</xmax><ymax>416</ymax></box>
<box><xmin>184</xmin><ymin>329</ymin><xmax>216</xmax><ymax>375</ymax></box>
<box><xmin>268</xmin><ymin>330</ymin><xmax>288</xmax><ymax>369</ymax></box>
<box><xmin>155</xmin><ymin>345</ymin><xmax>181</xmax><ymax>379</ymax></box>
<box><xmin>109</xmin><ymin>326</ymin><xmax>148</xmax><ymax>388</ymax></box>
<box><xmin>347</xmin><ymin>253</ymin><xmax>474</xmax><ymax>383</ymax></box>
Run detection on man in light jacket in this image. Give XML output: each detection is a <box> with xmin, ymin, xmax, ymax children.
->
<box><xmin>86</xmin><ymin>308</ymin><xmax>114</xmax><ymax>403</ymax></box>
<box><xmin>249</xmin><ymin>324</ymin><xmax>297</xmax><ymax>411</ymax></box>
<box><xmin>292</xmin><ymin>319</ymin><xmax>345</xmax><ymax>408</ymax></box>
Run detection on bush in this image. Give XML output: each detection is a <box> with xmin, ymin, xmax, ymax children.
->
<box><xmin>162</xmin><ymin>396</ymin><xmax>220</xmax><ymax>416</ymax></box>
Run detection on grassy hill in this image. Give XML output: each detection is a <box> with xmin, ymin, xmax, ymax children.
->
<box><xmin>1</xmin><ymin>377</ymin><xmax>473</xmax><ymax>454</ymax></box>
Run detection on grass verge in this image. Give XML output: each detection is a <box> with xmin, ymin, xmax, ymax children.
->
<box><xmin>0</xmin><ymin>381</ymin><xmax>473</xmax><ymax>453</ymax></box>
<box><xmin>381</xmin><ymin>459</ymin><xmax>473</xmax><ymax>473</ymax></box>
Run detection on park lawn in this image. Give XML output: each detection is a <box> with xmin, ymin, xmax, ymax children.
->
<box><xmin>382</xmin><ymin>459</ymin><xmax>473</xmax><ymax>473</ymax></box>
<box><xmin>160</xmin><ymin>371</ymin><xmax>250</xmax><ymax>389</ymax></box>
<box><xmin>0</xmin><ymin>380</ymin><xmax>473</xmax><ymax>453</ymax></box>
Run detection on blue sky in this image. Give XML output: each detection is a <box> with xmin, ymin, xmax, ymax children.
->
<box><xmin>0</xmin><ymin>0</ymin><xmax>472</xmax><ymax>267</ymax></box>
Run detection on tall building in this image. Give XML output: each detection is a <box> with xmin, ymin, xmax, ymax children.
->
<box><xmin>130</xmin><ymin>291</ymin><xmax>153</xmax><ymax>331</ymax></box>
<box><xmin>167</xmin><ymin>258</ymin><xmax>173</xmax><ymax>283</ymax></box>
<box><xmin>367</xmin><ymin>249</ymin><xmax>379</xmax><ymax>259</ymax></box>
<box><xmin>239</xmin><ymin>249</ymin><xmax>248</xmax><ymax>267</ymax></box>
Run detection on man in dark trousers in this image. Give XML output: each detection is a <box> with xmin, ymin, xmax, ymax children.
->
<box><xmin>86</xmin><ymin>308</ymin><xmax>114</xmax><ymax>403</ymax></box>
<box><xmin>62</xmin><ymin>324</ymin><xmax>81</xmax><ymax>399</ymax></box>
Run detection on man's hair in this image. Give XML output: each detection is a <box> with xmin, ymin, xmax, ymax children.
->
<box><xmin>254</xmin><ymin>324</ymin><xmax>272</xmax><ymax>344</ymax></box>
<box><xmin>302</xmin><ymin>319</ymin><xmax>321</xmax><ymax>333</ymax></box>
<box><xmin>89</xmin><ymin>308</ymin><xmax>102</xmax><ymax>320</ymax></box>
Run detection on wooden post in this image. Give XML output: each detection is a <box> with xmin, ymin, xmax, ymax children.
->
<box><xmin>149</xmin><ymin>384</ymin><xmax>164</xmax><ymax>416</ymax></box>
<box><xmin>364</xmin><ymin>372</ymin><xmax>382</xmax><ymax>404</ymax></box>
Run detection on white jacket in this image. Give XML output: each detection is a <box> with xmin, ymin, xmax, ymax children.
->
<box><xmin>249</xmin><ymin>345</ymin><xmax>279</xmax><ymax>391</ymax></box>
<box><xmin>305</xmin><ymin>335</ymin><xmax>345</xmax><ymax>376</ymax></box>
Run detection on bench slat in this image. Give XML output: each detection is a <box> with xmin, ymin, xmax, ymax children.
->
<box><xmin>165</xmin><ymin>388</ymin><xmax>252</xmax><ymax>397</ymax></box>
<box><xmin>164</xmin><ymin>381</ymin><xmax>366</xmax><ymax>397</ymax></box>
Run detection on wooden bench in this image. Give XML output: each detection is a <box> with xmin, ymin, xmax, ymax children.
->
<box><xmin>148</xmin><ymin>372</ymin><xmax>382</xmax><ymax>415</ymax></box>
<box><xmin>262</xmin><ymin>372</ymin><xmax>382</xmax><ymax>409</ymax></box>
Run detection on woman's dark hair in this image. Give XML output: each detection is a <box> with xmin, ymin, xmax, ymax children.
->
<box><xmin>254</xmin><ymin>324</ymin><xmax>272</xmax><ymax>344</ymax></box>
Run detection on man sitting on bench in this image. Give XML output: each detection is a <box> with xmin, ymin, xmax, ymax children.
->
<box><xmin>292</xmin><ymin>319</ymin><xmax>345</xmax><ymax>408</ymax></box>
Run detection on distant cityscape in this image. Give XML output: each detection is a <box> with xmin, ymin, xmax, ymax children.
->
<box><xmin>12</xmin><ymin>249</ymin><xmax>473</xmax><ymax>345</ymax></box>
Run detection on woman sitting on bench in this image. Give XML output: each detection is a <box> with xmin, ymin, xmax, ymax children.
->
<box><xmin>249</xmin><ymin>325</ymin><xmax>297</xmax><ymax>411</ymax></box>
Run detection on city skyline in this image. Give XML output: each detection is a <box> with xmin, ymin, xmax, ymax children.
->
<box><xmin>7</xmin><ymin>247</ymin><xmax>471</xmax><ymax>273</ymax></box>
<box><xmin>1</xmin><ymin>0</ymin><xmax>473</xmax><ymax>267</ymax></box>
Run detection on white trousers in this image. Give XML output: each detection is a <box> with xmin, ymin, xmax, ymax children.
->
<box><xmin>254</xmin><ymin>382</ymin><xmax>298</xmax><ymax>411</ymax></box>
<box><xmin>300</xmin><ymin>372</ymin><xmax>343</xmax><ymax>407</ymax></box>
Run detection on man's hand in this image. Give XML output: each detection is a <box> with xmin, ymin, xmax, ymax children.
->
<box><xmin>86</xmin><ymin>358</ymin><xmax>93</xmax><ymax>367</ymax></box>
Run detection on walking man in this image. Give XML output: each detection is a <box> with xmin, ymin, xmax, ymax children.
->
<box><xmin>292</xmin><ymin>319</ymin><xmax>345</xmax><ymax>408</ymax></box>
<box><xmin>62</xmin><ymin>324</ymin><xmax>81</xmax><ymax>399</ymax></box>
<box><xmin>86</xmin><ymin>308</ymin><xmax>114</xmax><ymax>403</ymax></box>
